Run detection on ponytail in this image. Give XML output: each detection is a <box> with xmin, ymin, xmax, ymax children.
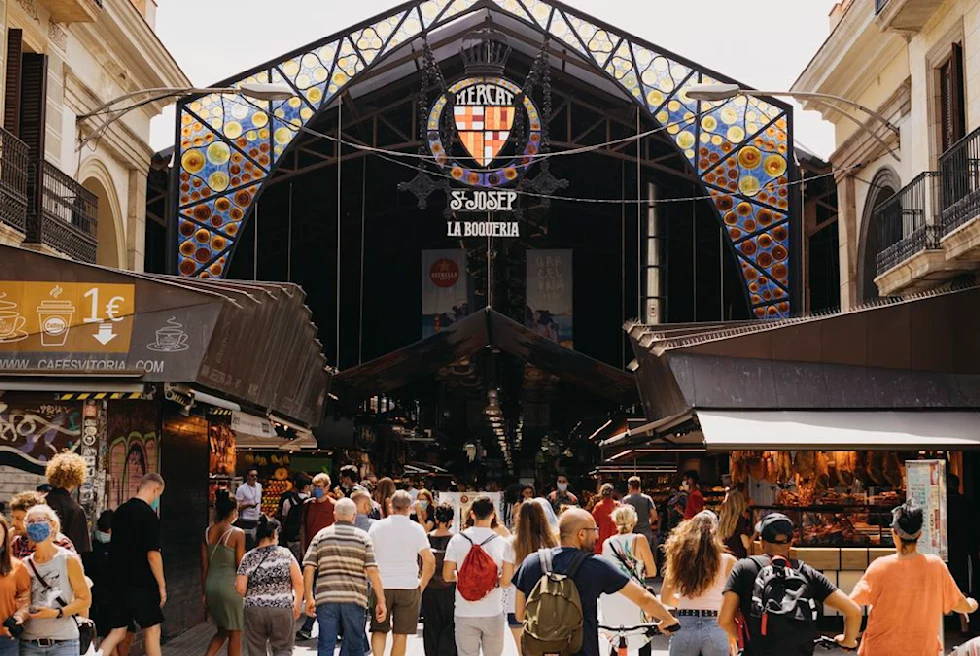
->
<box><xmin>256</xmin><ymin>515</ymin><xmax>281</xmax><ymax>542</ymax></box>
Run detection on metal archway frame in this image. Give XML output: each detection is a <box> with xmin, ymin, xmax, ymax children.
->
<box><xmin>172</xmin><ymin>0</ymin><xmax>797</xmax><ymax>318</ymax></box>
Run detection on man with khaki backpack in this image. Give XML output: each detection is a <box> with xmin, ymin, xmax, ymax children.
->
<box><xmin>514</xmin><ymin>508</ymin><xmax>678</xmax><ymax>656</ymax></box>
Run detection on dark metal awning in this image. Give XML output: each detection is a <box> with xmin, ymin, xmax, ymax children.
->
<box><xmin>627</xmin><ymin>285</ymin><xmax>980</xmax><ymax>421</ymax></box>
<box><xmin>334</xmin><ymin>308</ymin><xmax>637</xmax><ymax>404</ymax></box>
<box><xmin>0</xmin><ymin>246</ymin><xmax>329</xmax><ymax>426</ymax></box>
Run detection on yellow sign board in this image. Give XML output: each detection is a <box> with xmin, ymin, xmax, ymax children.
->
<box><xmin>0</xmin><ymin>281</ymin><xmax>135</xmax><ymax>353</ymax></box>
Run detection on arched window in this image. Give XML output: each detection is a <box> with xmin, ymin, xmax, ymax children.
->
<box><xmin>857</xmin><ymin>168</ymin><xmax>900</xmax><ymax>303</ymax></box>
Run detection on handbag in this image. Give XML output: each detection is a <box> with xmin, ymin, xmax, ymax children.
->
<box><xmin>27</xmin><ymin>558</ymin><xmax>95</xmax><ymax>655</ymax></box>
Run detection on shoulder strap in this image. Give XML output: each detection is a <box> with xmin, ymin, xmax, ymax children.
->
<box><xmin>479</xmin><ymin>534</ymin><xmax>497</xmax><ymax>547</ymax></box>
<box><xmin>27</xmin><ymin>558</ymin><xmax>50</xmax><ymax>591</ymax></box>
<box><xmin>247</xmin><ymin>548</ymin><xmax>274</xmax><ymax>588</ymax></box>
<box><xmin>538</xmin><ymin>548</ymin><xmax>554</xmax><ymax>575</ymax></box>
<box><xmin>460</xmin><ymin>532</ymin><xmax>474</xmax><ymax>546</ymax></box>
<box><xmin>219</xmin><ymin>527</ymin><xmax>235</xmax><ymax>546</ymax></box>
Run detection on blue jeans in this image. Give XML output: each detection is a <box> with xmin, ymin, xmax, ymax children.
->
<box><xmin>20</xmin><ymin>639</ymin><xmax>79</xmax><ymax>656</ymax></box>
<box><xmin>0</xmin><ymin>635</ymin><xmax>17</xmax><ymax>656</ymax></box>
<box><xmin>667</xmin><ymin>617</ymin><xmax>729</xmax><ymax>656</ymax></box>
<box><xmin>317</xmin><ymin>603</ymin><xmax>367</xmax><ymax>656</ymax></box>
<box><xmin>338</xmin><ymin>607</ymin><xmax>370</xmax><ymax>656</ymax></box>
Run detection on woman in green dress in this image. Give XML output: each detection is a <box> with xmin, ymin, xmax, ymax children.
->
<box><xmin>201</xmin><ymin>493</ymin><xmax>245</xmax><ymax>656</ymax></box>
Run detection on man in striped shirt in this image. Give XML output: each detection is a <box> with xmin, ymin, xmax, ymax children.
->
<box><xmin>303</xmin><ymin>498</ymin><xmax>386</xmax><ymax>656</ymax></box>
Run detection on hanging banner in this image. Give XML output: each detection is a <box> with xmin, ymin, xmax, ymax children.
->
<box><xmin>526</xmin><ymin>250</ymin><xmax>573</xmax><ymax>348</ymax></box>
<box><xmin>904</xmin><ymin>459</ymin><xmax>947</xmax><ymax>560</ymax></box>
<box><xmin>422</xmin><ymin>250</ymin><xmax>469</xmax><ymax>338</ymax></box>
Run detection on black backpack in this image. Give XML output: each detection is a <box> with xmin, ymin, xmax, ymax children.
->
<box><xmin>277</xmin><ymin>490</ymin><xmax>303</xmax><ymax>543</ymax></box>
<box><xmin>747</xmin><ymin>555</ymin><xmax>818</xmax><ymax>654</ymax></box>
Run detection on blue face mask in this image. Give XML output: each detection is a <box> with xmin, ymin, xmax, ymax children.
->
<box><xmin>94</xmin><ymin>530</ymin><xmax>111</xmax><ymax>544</ymax></box>
<box><xmin>26</xmin><ymin>522</ymin><xmax>51</xmax><ymax>543</ymax></box>
<box><xmin>312</xmin><ymin>487</ymin><xmax>324</xmax><ymax>499</ymax></box>
<box><xmin>150</xmin><ymin>497</ymin><xmax>160</xmax><ymax>512</ymax></box>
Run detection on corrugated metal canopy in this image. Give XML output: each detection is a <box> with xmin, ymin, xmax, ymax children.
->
<box><xmin>627</xmin><ymin>285</ymin><xmax>980</xmax><ymax>421</ymax></box>
<box><xmin>0</xmin><ymin>246</ymin><xmax>329</xmax><ymax>426</ymax></box>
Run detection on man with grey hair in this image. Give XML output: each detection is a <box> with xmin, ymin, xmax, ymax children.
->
<box><xmin>351</xmin><ymin>489</ymin><xmax>376</xmax><ymax>533</ymax></box>
<box><xmin>304</xmin><ymin>497</ymin><xmax>384</xmax><ymax>656</ymax></box>
<box><xmin>367</xmin><ymin>490</ymin><xmax>436</xmax><ymax>656</ymax></box>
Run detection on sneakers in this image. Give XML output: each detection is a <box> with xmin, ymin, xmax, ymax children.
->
<box><xmin>295</xmin><ymin>629</ymin><xmax>313</xmax><ymax>641</ymax></box>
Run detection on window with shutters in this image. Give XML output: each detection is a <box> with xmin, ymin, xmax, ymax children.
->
<box><xmin>938</xmin><ymin>43</ymin><xmax>966</xmax><ymax>155</ymax></box>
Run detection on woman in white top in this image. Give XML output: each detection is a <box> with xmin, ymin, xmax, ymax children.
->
<box><xmin>660</xmin><ymin>511</ymin><xmax>736</xmax><ymax>656</ymax></box>
<box><xmin>599</xmin><ymin>505</ymin><xmax>657</xmax><ymax>656</ymax></box>
<box><xmin>17</xmin><ymin>505</ymin><xmax>91</xmax><ymax>656</ymax></box>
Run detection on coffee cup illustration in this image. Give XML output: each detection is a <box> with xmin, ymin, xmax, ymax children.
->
<box><xmin>148</xmin><ymin>317</ymin><xmax>189</xmax><ymax>352</ymax></box>
<box><xmin>0</xmin><ymin>311</ymin><xmax>26</xmax><ymax>339</ymax></box>
<box><xmin>37</xmin><ymin>300</ymin><xmax>74</xmax><ymax>347</ymax></box>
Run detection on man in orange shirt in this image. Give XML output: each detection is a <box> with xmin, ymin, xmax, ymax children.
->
<box><xmin>850</xmin><ymin>500</ymin><xmax>978</xmax><ymax>656</ymax></box>
<box><xmin>590</xmin><ymin>484</ymin><xmax>619</xmax><ymax>554</ymax></box>
<box><xmin>682</xmin><ymin>471</ymin><xmax>704</xmax><ymax>521</ymax></box>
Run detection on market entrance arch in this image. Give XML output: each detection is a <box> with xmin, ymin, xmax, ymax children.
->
<box><xmin>172</xmin><ymin>0</ymin><xmax>797</xmax><ymax>320</ymax></box>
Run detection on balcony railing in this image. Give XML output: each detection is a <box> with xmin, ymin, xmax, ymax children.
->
<box><xmin>875</xmin><ymin>172</ymin><xmax>941</xmax><ymax>276</ymax></box>
<box><xmin>938</xmin><ymin>125</ymin><xmax>980</xmax><ymax>236</ymax></box>
<box><xmin>26</xmin><ymin>160</ymin><xmax>98</xmax><ymax>262</ymax></box>
<box><xmin>875</xmin><ymin>0</ymin><xmax>889</xmax><ymax>13</ymax></box>
<box><xmin>0</xmin><ymin>127</ymin><xmax>29</xmax><ymax>233</ymax></box>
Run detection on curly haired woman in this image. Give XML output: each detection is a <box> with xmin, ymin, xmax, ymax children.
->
<box><xmin>660</xmin><ymin>511</ymin><xmax>736</xmax><ymax>656</ymax></box>
<box><xmin>43</xmin><ymin>453</ymin><xmax>91</xmax><ymax>555</ymax></box>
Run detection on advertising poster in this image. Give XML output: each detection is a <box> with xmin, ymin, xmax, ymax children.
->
<box><xmin>438</xmin><ymin>492</ymin><xmax>503</xmax><ymax>532</ymax></box>
<box><xmin>422</xmin><ymin>250</ymin><xmax>469</xmax><ymax>338</ymax></box>
<box><xmin>904</xmin><ymin>459</ymin><xmax>947</xmax><ymax>560</ymax></box>
<box><xmin>526</xmin><ymin>250</ymin><xmax>573</xmax><ymax>348</ymax></box>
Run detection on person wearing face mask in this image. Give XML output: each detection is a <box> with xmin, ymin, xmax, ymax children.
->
<box><xmin>9</xmin><ymin>492</ymin><xmax>76</xmax><ymax>559</ymax></box>
<box><xmin>98</xmin><ymin>473</ymin><xmax>167</xmax><ymax>656</ymax></box>
<box><xmin>412</xmin><ymin>490</ymin><xmax>435</xmax><ymax>532</ymax></box>
<box><xmin>82</xmin><ymin>511</ymin><xmax>132</xmax><ymax>656</ymax></box>
<box><xmin>17</xmin><ymin>504</ymin><xmax>92</xmax><ymax>656</ymax></box>
<box><xmin>296</xmin><ymin>473</ymin><xmax>336</xmax><ymax>642</ymax></box>
<box><xmin>547</xmin><ymin>475</ymin><xmax>579</xmax><ymax>515</ymax></box>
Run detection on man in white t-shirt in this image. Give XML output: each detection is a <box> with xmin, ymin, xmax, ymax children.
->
<box><xmin>443</xmin><ymin>495</ymin><xmax>515</xmax><ymax>656</ymax></box>
<box><xmin>367</xmin><ymin>490</ymin><xmax>436</xmax><ymax>656</ymax></box>
<box><xmin>235</xmin><ymin>470</ymin><xmax>262</xmax><ymax>549</ymax></box>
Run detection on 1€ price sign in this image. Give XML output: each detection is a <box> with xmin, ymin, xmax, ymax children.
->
<box><xmin>0</xmin><ymin>281</ymin><xmax>135</xmax><ymax>352</ymax></box>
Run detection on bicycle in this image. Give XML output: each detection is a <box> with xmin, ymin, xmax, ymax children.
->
<box><xmin>736</xmin><ymin>635</ymin><xmax>858</xmax><ymax>655</ymax></box>
<box><xmin>598</xmin><ymin>622</ymin><xmax>682</xmax><ymax>656</ymax></box>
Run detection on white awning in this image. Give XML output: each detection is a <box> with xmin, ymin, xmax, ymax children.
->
<box><xmin>697</xmin><ymin>410</ymin><xmax>980</xmax><ymax>450</ymax></box>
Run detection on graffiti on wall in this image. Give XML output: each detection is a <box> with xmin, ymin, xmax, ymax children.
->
<box><xmin>106</xmin><ymin>402</ymin><xmax>160</xmax><ymax>509</ymax></box>
<box><xmin>0</xmin><ymin>400</ymin><xmax>82</xmax><ymax>473</ymax></box>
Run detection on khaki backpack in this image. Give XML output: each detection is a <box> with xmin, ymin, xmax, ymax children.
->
<box><xmin>522</xmin><ymin>548</ymin><xmax>588</xmax><ymax>656</ymax></box>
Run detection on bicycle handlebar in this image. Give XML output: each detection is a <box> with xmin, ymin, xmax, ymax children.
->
<box><xmin>597</xmin><ymin>622</ymin><xmax>681</xmax><ymax>636</ymax></box>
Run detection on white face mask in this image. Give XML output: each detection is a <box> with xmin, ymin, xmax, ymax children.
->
<box><xmin>557</xmin><ymin>483</ymin><xmax>568</xmax><ymax>492</ymax></box>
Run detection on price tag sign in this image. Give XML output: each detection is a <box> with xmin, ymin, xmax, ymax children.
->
<box><xmin>0</xmin><ymin>281</ymin><xmax>135</xmax><ymax>352</ymax></box>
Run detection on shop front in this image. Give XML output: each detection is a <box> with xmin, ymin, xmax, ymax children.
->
<box><xmin>0</xmin><ymin>245</ymin><xmax>330</xmax><ymax>637</ymax></box>
<box><xmin>611</xmin><ymin>285</ymin><xmax>980</xmax><ymax>610</ymax></box>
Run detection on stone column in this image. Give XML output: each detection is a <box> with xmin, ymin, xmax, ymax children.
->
<box><xmin>127</xmin><ymin>168</ymin><xmax>147</xmax><ymax>272</ymax></box>
<box><xmin>837</xmin><ymin>173</ymin><xmax>859</xmax><ymax>309</ymax></box>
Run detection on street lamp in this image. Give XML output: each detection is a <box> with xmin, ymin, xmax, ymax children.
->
<box><xmin>686</xmin><ymin>83</ymin><xmax>900</xmax><ymax>161</ymax></box>
<box><xmin>75</xmin><ymin>82</ymin><xmax>295</xmax><ymax>151</ymax></box>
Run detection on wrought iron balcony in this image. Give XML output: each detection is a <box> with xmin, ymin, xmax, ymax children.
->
<box><xmin>26</xmin><ymin>160</ymin><xmax>98</xmax><ymax>263</ymax></box>
<box><xmin>0</xmin><ymin>127</ymin><xmax>29</xmax><ymax>234</ymax></box>
<box><xmin>938</xmin><ymin>125</ymin><xmax>980</xmax><ymax>237</ymax></box>
<box><xmin>875</xmin><ymin>172</ymin><xmax>942</xmax><ymax>276</ymax></box>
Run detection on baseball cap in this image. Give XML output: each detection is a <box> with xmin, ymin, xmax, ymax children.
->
<box><xmin>755</xmin><ymin>512</ymin><xmax>795</xmax><ymax>544</ymax></box>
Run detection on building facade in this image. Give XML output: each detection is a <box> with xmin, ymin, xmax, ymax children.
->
<box><xmin>794</xmin><ymin>0</ymin><xmax>980</xmax><ymax>307</ymax></box>
<box><xmin>0</xmin><ymin>0</ymin><xmax>186</xmax><ymax>271</ymax></box>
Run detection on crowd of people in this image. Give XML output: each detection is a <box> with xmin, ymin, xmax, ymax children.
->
<box><xmin>1</xmin><ymin>456</ymin><xmax>979</xmax><ymax>656</ymax></box>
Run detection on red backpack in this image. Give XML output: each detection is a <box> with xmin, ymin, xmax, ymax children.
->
<box><xmin>456</xmin><ymin>532</ymin><xmax>499</xmax><ymax>601</ymax></box>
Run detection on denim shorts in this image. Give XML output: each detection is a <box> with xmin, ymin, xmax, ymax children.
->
<box><xmin>667</xmin><ymin>616</ymin><xmax>729</xmax><ymax>656</ymax></box>
<box><xmin>20</xmin><ymin>638</ymin><xmax>80</xmax><ymax>656</ymax></box>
